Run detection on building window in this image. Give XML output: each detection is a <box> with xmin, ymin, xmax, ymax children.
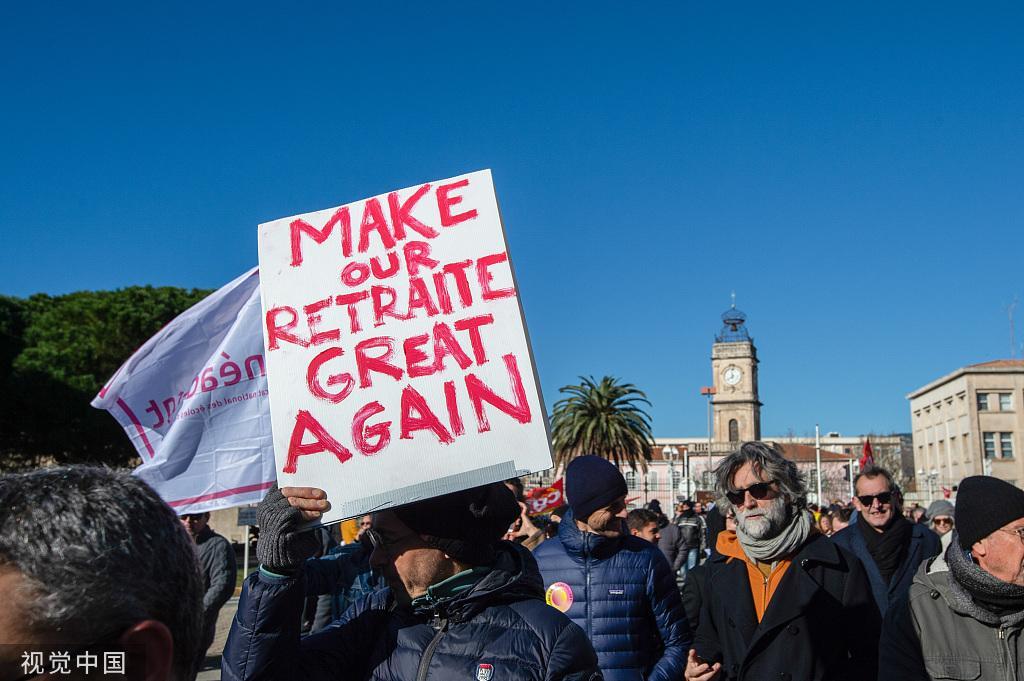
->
<box><xmin>625</xmin><ymin>470</ymin><xmax>638</xmax><ymax>491</ymax></box>
<box><xmin>1001</xmin><ymin>433</ymin><xmax>1015</xmax><ymax>459</ymax></box>
<box><xmin>999</xmin><ymin>393</ymin><xmax>1013</xmax><ymax>411</ymax></box>
<box><xmin>984</xmin><ymin>432</ymin><xmax>996</xmax><ymax>459</ymax></box>
<box><xmin>728</xmin><ymin>419</ymin><xmax>739</xmax><ymax>442</ymax></box>
<box><xmin>647</xmin><ymin>471</ymin><xmax>658</xmax><ymax>489</ymax></box>
<box><xmin>978</xmin><ymin>393</ymin><xmax>989</xmax><ymax>411</ymax></box>
<box><xmin>671</xmin><ymin>470</ymin><xmax>682</xmax><ymax>491</ymax></box>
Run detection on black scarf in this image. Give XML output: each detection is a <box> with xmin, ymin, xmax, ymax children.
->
<box><xmin>858</xmin><ymin>511</ymin><xmax>912</xmax><ymax>584</ymax></box>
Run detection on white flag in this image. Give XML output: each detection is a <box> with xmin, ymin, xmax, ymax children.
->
<box><xmin>92</xmin><ymin>267</ymin><xmax>276</xmax><ymax>514</ymax></box>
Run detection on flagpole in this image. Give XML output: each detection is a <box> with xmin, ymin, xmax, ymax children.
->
<box><xmin>815</xmin><ymin>424</ymin><xmax>822</xmax><ymax>505</ymax></box>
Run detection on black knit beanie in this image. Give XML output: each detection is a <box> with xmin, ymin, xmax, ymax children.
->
<box><xmin>955</xmin><ymin>476</ymin><xmax>1024</xmax><ymax>550</ymax></box>
<box><xmin>394</xmin><ymin>483</ymin><xmax>519</xmax><ymax>565</ymax></box>
<box><xmin>565</xmin><ymin>455</ymin><xmax>628</xmax><ymax>521</ymax></box>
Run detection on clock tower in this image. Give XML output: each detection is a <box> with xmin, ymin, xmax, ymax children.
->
<box><xmin>711</xmin><ymin>301</ymin><xmax>762</xmax><ymax>443</ymax></box>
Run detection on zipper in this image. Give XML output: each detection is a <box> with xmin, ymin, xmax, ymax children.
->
<box><xmin>998</xmin><ymin>626</ymin><xmax>1015</xmax><ymax>681</ymax></box>
<box><xmin>416</xmin><ymin>618</ymin><xmax>449</xmax><ymax>681</ymax></box>
<box><xmin>584</xmin><ymin>533</ymin><xmax>593</xmax><ymax>640</ymax></box>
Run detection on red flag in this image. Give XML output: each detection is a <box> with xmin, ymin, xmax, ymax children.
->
<box><xmin>942</xmin><ymin>486</ymin><xmax>952</xmax><ymax>499</ymax></box>
<box><xmin>860</xmin><ymin>440</ymin><xmax>875</xmax><ymax>468</ymax></box>
<box><xmin>525</xmin><ymin>479</ymin><xmax>565</xmax><ymax>516</ymax></box>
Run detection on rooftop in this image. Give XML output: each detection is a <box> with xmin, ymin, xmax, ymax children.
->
<box><xmin>907</xmin><ymin>358</ymin><xmax>1024</xmax><ymax>399</ymax></box>
<box><xmin>967</xmin><ymin>359</ymin><xmax>1024</xmax><ymax>369</ymax></box>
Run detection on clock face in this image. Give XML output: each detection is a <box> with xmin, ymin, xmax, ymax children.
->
<box><xmin>723</xmin><ymin>366</ymin><xmax>743</xmax><ymax>386</ymax></box>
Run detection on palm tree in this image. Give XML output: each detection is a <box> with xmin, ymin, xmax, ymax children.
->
<box><xmin>550</xmin><ymin>375</ymin><xmax>655</xmax><ymax>473</ymax></box>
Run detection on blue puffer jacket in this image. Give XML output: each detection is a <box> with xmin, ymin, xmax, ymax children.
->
<box><xmin>533</xmin><ymin>510</ymin><xmax>691</xmax><ymax>681</ymax></box>
<box><xmin>222</xmin><ymin>541</ymin><xmax>602</xmax><ymax>681</ymax></box>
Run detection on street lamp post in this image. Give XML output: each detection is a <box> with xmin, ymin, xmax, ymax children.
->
<box><xmin>918</xmin><ymin>468</ymin><xmax>939</xmax><ymax>503</ymax></box>
<box><xmin>683</xmin><ymin>446</ymin><xmax>690</xmax><ymax>500</ymax></box>
<box><xmin>701</xmin><ymin>386</ymin><xmax>717</xmax><ymax>490</ymax></box>
<box><xmin>662</xmin><ymin>445</ymin><xmax>677</xmax><ymax>508</ymax></box>
<box><xmin>814</xmin><ymin>424</ymin><xmax>823</xmax><ymax>505</ymax></box>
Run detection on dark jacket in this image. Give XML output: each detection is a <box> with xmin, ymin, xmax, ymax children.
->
<box><xmin>196</xmin><ymin>526</ymin><xmax>237</xmax><ymax>618</ymax></box>
<box><xmin>675</xmin><ymin>513</ymin><xmax>703</xmax><ymax>551</ymax></box>
<box><xmin>693</xmin><ymin>533</ymin><xmax>880</xmax><ymax>681</ymax></box>
<box><xmin>831</xmin><ymin>519</ymin><xmax>940</xmax><ymax>617</ymax></box>
<box><xmin>657</xmin><ymin>522</ymin><xmax>685</xmax><ymax>571</ymax></box>
<box><xmin>222</xmin><ymin>541</ymin><xmax>601</xmax><ymax>681</ymax></box>
<box><xmin>880</xmin><ymin>549</ymin><xmax>1024</xmax><ymax>681</ymax></box>
<box><xmin>532</xmin><ymin>509</ymin><xmax>690</xmax><ymax>681</ymax></box>
<box><xmin>680</xmin><ymin>563</ymin><xmax>708</xmax><ymax>631</ymax></box>
<box><xmin>305</xmin><ymin>541</ymin><xmax>385</xmax><ymax>626</ymax></box>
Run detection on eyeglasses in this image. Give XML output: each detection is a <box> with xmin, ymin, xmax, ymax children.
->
<box><xmin>364</xmin><ymin>529</ymin><xmax>384</xmax><ymax>549</ymax></box>
<box><xmin>997</xmin><ymin>527</ymin><xmax>1024</xmax><ymax>544</ymax></box>
<box><xmin>856</xmin><ymin>492</ymin><xmax>893</xmax><ymax>507</ymax></box>
<box><xmin>932</xmin><ymin>517</ymin><xmax>953</xmax><ymax>527</ymax></box>
<box><xmin>726</xmin><ymin>481</ymin><xmax>775</xmax><ymax>505</ymax></box>
<box><xmin>363</xmin><ymin>528</ymin><xmax>420</xmax><ymax>554</ymax></box>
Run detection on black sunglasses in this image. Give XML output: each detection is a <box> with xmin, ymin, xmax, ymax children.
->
<box><xmin>856</xmin><ymin>492</ymin><xmax>893</xmax><ymax>507</ymax></box>
<box><xmin>726</xmin><ymin>481</ymin><xmax>775</xmax><ymax>505</ymax></box>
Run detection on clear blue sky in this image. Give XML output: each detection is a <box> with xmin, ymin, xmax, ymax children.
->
<box><xmin>2</xmin><ymin>3</ymin><xmax>1022</xmax><ymax>438</ymax></box>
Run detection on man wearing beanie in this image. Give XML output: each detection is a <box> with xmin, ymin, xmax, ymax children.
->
<box><xmin>687</xmin><ymin>442</ymin><xmax>879</xmax><ymax>681</ymax></box>
<box><xmin>533</xmin><ymin>455</ymin><xmax>690</xmax><ymax>681</ymax></box>
<box><xmin>881</xmin><ymin>476</ymin><xmax>1024</xmax><ymax>681</ymax></box>
<box><xmin>223</xmin><ymin>483</ymin><xmax>602</xmax><ymax>681</ymax></box>
<box><xmin>832</xmin><ymin>465</ymin><xmax>940</xmax><ymax>617</ymax></box>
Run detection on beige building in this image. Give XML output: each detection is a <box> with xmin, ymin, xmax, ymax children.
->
<box><xmin>908</xmin><ymin>360</ymin><xmax>1024</xmax><ymax>495</ymax></box>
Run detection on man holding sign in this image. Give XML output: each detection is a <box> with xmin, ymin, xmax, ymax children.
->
<box><xmin>222</xmin><ymin>483</ymin><xmax>602</xmax><ymax>681</ymax></box>
<box><xmin>224</xmin><ymin>173</ymin><xmax>595</xmax><ymax>680</ymax></box>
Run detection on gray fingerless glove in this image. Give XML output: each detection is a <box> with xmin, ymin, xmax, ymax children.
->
<box><xmin>256</xmin><ymin>484</ymin><xmax>321</xmax><ymax>573</ymax></box>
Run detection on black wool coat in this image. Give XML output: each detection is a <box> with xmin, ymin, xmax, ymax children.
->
<box><xmin>693</xmin><ymin>533</ymin><xmax>880</xmax><ymax>681</ymax></box>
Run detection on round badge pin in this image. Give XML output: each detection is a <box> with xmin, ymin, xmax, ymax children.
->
<box><xmin>545</xmin><ymin>581</ymin><xmax>574</xmax><ymax>613</ymax></box>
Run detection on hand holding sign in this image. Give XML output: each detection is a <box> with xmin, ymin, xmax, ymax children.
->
<box><xmin>258</xmin><ymin>171</ymin><xmax>552</xmax><ymax>523</ymax></box>
<box><xmin>255</xmin><ymin>485</ymin><xmax>329</xmax><ymax>572</ymax></box>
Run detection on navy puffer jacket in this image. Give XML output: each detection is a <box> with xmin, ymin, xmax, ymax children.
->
<box><xmin>533</xmin><ymin>510</ymin><xmax>691</xmax><ymax>681</ymax></box>
<box><xmin>222</xmin><ymin>541</ymin><xmax>602</xmax><ymax>681</ymax></box>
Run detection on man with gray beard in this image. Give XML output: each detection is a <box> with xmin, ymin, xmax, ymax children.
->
<box><xmin>684</xmin><ymin>442</ymin><xmax>880</xmax><ymax>681</ymax></box>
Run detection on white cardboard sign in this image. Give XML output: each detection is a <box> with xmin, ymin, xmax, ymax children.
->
<box><xmin>258</xmin><ymin>170</ymin><xmax>552</xmax><ymax>523</ymax></box>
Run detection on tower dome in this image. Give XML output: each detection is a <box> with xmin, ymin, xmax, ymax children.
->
<box><xmin>716</xmin><ymin>295</ymin><xmax>751</xmax><ymax>342</ymax></box>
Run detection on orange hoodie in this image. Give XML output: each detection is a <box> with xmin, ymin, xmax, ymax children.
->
<box><xmin>715</xmin><ymin>530</ymin><xmax>792</xmax><ymax>622</ymax></box>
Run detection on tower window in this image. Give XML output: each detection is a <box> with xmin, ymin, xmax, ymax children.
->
<box><xmin>729</xmin><ymin>419</ymin><xmax>739</xmax><ymax>442</ymax></box>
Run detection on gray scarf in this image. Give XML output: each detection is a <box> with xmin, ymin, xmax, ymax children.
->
<box><xmin>946</xmin><ymin>531</ymin><xmax>1024</xmax><ymax>628</ymax></box>
<box><xmin>737</xmin><ymin>507</ymin><xmax>814</xmax><ymax>563</ymax></box>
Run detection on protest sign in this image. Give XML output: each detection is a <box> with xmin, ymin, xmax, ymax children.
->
<box><xmin>258</xmin><ymin>170</ymin><xmax>552</xmax><ymax>523</ymax></box>
<box><xmin>92</xmin><ymin>268</ymin><xmax>277</xmax><ymax>514</ymax></box>
<box><xmin>525</xmin><ymin>479</ymin><xmax>565</xmax><ymax>516</ymax></box>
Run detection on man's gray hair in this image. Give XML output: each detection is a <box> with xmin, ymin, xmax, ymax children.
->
<box><xmin>714</xmin><ymin>441</ymin><xmax>807</xmax><ymax>509</ymax></box>
<box><xmin>853</xmin><ymin>465</ymin><xmax>899</xmax><ymax>496</ymax></box>
<box><xmin>0</xmin><ymin>466</ymin><xmax>204</xmax><ymax>680</ymax></box>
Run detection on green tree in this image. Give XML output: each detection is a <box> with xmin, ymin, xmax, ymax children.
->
<box><xmin>0</xmin><ymin>286</ymin><xmax>211</xmax><ymax>470</ymax></box>
<box><xmin>550</xmin><ymin>375</ymin><xmax>655</xmax><ymax>473</ymax></box>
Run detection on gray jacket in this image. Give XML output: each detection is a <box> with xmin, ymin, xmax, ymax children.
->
<box><xmin>196</xmin><ymin>526</ymin><xmax>237</xmax><ymax>616</ymax></box>
<box><xmin>880</xmin><ymin>544</ymin><xmax>1024</xmax><ymax>681</ymax></box>
<box><xmin>658</xmin><ymin>522</ymin><xmax>685</xmax><ymax>571</ymax></box>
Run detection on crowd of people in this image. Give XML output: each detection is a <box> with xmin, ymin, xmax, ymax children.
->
<box><xmin>2</xmin><ymin>441</ymin><xmax>1023</xmax><ymax>680</ymax></box>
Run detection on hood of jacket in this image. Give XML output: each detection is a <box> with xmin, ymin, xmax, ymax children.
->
<box><xmin>556</xmin><ymin>507</ymin><xmax>624</xmax><ymax>561</ymax></box>
<box><xmin>417</xmin><ymin>540</ymin><xmax>545</xmax><ymax>623</ymax></box>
